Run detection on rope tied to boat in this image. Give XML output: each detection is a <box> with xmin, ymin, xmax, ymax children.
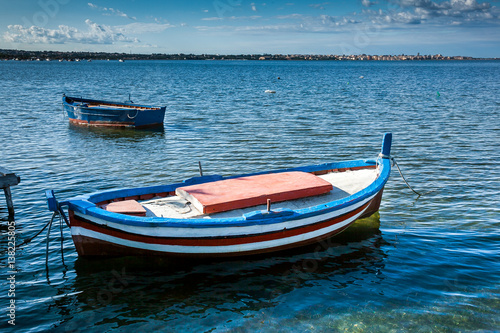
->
<box><xmin>377</xmin><ymin>152</ymin><xmax>422</xmax><ymax>197</ymax></box>
<box><xmin>15</xmin><ymin>193</ymin><xmax>71</xmax><ymax>282</ymax></box>
<box><xmin>16</xmin><ymin>208</ymin><xmax>68</xmax><ymax>248</ymax></box>
<box><xmin>391</xmin><ymin>157</ymin><xmax>423</xmax><ymax>197</ymax></box>
<box><xmin>14</xmin><ymin>212</ymin><xmax>55</xmax><ymax>249</ymax></box>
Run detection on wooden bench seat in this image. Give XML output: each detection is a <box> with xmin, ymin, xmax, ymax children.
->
<box><xmin>102</xmin><ymin>200</ymin><xmax>147</xmax><ymax>217</ymax></box>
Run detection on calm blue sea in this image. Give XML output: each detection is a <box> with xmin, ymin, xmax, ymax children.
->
<box><xmin>0</xmin><ymin>59</ymin><xmax>499</xmax><ymax>332</ymax></box>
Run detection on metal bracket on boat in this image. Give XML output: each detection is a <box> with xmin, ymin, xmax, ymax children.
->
<box><xmin>244</xmin><ymin>208</ymin><xmax>297</xmax><ymax>220</ymax></box>
<box><xmin>198</xmin><ymin>161</ymin><xmax>203</xmax><ymax>176</ymax></box>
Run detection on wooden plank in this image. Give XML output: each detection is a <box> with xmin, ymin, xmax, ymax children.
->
<box><xmin>102</xmin><ymin>200</ymin><xmax>147</xmax><ymax>217</ymax></box>
<box><xmin>176</xmin><ymin>171</ymin><xmax>333</xmax><ymax>214</ymax></box>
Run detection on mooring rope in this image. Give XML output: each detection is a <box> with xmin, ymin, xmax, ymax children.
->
<box><xmin>391</xmin><ymin>158</ymin><xmax>423</xmax><ymax>197</ymax></box>
<box><xmin>15</xmin><ymin>211</ymin><xmax>58</xmax><ymax>248</ymax></box>
<box><xmin>46</xmin><ymin>211</ymin><xmax>55</xmax><ymax>267</ymax></box>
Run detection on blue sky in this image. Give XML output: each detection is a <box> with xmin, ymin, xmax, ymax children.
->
<box><xmin>1</xmin><ymin>0</ymin><xmax>499</xmax><ymax>57</ymax></box>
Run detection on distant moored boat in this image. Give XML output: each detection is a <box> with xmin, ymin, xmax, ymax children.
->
<box><xmin>62</xmin><ymin>94</ymin><xmax>166</xmax><ymax>128</ymax></box>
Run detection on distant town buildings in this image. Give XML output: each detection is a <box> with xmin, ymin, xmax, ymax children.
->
<box><xmin>0</xmin><ymin>49</ymin><xmax>493</xmax><ymax>61</ymax></box>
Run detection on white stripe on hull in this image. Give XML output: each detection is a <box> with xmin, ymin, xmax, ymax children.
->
<box><xmin>71</xmin><ymin>205</ymin><xmax>368</xmax><ymax>254</ymax></box>
<box><xmin>73</xmin><ymin>192</ymin><xmax>377</xmax><ymax>239</ymax></box>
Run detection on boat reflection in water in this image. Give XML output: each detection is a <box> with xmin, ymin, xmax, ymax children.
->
<box><xmin>60</xmin><ymin>213</ymin><xmax>386</xmax><ymax>331</ymax></box>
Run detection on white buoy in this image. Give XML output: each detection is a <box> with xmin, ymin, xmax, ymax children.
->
<box><xmin>265</xmin><ymin>90</ymin><xmax>276</xmax><ymax>93</ymax></box>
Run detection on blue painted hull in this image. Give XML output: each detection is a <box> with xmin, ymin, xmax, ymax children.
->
<box><xmin>62</xmin><ymin>95</ymin><xmax>166</xmax><ymax>128</ymax></box>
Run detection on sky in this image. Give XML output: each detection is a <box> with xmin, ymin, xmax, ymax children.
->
<box><xmin>0</xmin><ymin>0</ymin><xmax>499</xmax><ymax>57</ymax></box>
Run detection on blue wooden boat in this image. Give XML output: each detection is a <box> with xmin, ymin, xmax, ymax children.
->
<box><xmin>62</xmin><ymin>94</ymin><xmax>166</xmax><ymax>128</ymax></box>
<box><xmin>46</xmin><ymin>134</ymin><xmax>393</xmax><ymax>257</ymax></box>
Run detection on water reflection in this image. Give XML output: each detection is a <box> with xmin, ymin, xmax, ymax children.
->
<box><xmin>49</xmin><ymin>215</ymin><xmax>386</xmax><ymax>331</ymax></box>
<box><xmin>67</xmin><ymin>123</ymin><xmax>164</xmax><ymax>141</ymax></box>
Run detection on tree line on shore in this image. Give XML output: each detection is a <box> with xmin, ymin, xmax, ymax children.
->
<box><xmin>1</xmin><ymin>49</ymin><xmax>495</xmax><ymax>61</ymax></box>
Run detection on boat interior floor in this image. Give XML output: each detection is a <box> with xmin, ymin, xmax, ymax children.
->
<box><xmin>86</xmin><ymin>104</ymin><xmax>155</xmax><ymax>110</ymax></box>
<box><xmin>141</xmin><ymin>168</ymin><xmax>378</xmax><ymax>219</ymax></box>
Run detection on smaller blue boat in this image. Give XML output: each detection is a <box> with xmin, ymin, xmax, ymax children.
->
<box><xmin>62</xmin><ymin>94</ymin><xmax>166</xmax><ymax>128</ymax></box>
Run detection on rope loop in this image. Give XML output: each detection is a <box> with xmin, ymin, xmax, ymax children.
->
<box><xmin>127</xmin><ymin>109</ymin><xmax>139</xmax><ymax>119</ymax></box>
<box><xmin>378</xmin><ymin>152</ymin><xmax>391</xmax><ymax>159</ymax></box>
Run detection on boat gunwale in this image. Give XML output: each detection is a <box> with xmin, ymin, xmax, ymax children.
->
<box><xmin>63</xmin><ymin>95</ymin><xmax>165</xmax><ymax>111</ymax></box>
<box><xmin>63</xmin><ymin>157</ymin><xmax>391</xmax><ymax>228</ymax></box>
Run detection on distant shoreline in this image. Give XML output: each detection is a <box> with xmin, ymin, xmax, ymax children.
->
<box><xmin>1</xmin><ymin>49</ymin><xmax>498</xmax><ymax>61</ymax></box>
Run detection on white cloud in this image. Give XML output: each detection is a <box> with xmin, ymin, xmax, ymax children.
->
<box><xmin>202</xmin><ymin>15</ymin><xmax>262</xmax><ymax>21</ymax></box>
<box><xmin>197</xmin><ymin>0</ymin><xmax>499</xmax><ymax>36</ymax></box>
<box><xmin>392</xmin><ymin>0</ymin><xmax>497</xmax><ymax>22</ymax></box>
<box><xmin>115</xmin><ymin>22</ymin><xmax>174</xmax><ymax>34</ymax></box>
<box><xmin>88</xmin><ymin>2</ymin><xmax>137</xmax><ymax>20</ymax></box>
<box><xmin>202</xmin><ymin>17</ymin><xmax>223</xmax><ymax>21</ymax></box>
<box><xmin>362</xmin><ymin>0</ymin><xmax>378</xmax><ymax>7</ymax></box>
<box><xmin>363</xmin><ymin>0</ymin><xmax>500</xmax><ymax>26</ymax></box>
<box><xmin>275</xmin><ymin>14</ymin><xmax>304</xmax><ymax>20</ymax></box>
<box><xmin>4</xmin><ymin>20</ymin><xmax>138</xmax><ymax>44</ymax></box>
<box><xmin>309</xmin><ymin>2</ymin><xmax>330</xmax><ymax>10</ymax></box>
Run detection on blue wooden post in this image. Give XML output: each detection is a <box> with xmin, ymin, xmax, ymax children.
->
<box><xmin>381</xmin><ymin>133</ymin><xmax>392</xmax><ymax>158</ymax></box>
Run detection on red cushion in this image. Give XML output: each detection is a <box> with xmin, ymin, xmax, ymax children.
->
<box><xmin>176</xmin><ymin>171</ymin><xmax>333</xmax><ymax>214</ymax></box>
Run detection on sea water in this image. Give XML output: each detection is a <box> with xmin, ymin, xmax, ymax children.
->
<box><xmin>0</xmin><ymin>59</ymin><xmax>499</xmax><ymax>332</ymax></box>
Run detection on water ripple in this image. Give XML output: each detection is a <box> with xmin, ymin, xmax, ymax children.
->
<box><xmin>0</xmin><ymin>60</ymin><xmax>499</xmax><ymax>332</ymax></box>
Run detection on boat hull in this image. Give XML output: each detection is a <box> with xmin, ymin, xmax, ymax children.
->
<box><xmin>68</xmin><ymin>190</ymin><xmax>383</xmax><ymax>257</ymax></box>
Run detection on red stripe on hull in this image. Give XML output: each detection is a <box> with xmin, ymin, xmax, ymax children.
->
<box><xmin>69</xmin><ymin>118</ymin><xmax>134</xmax><ymax>127</ymax></box>
<box><xmin>69</xmin><ymin>118</ymin><xmax>163</xmax><ymax>129</ymax></box>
